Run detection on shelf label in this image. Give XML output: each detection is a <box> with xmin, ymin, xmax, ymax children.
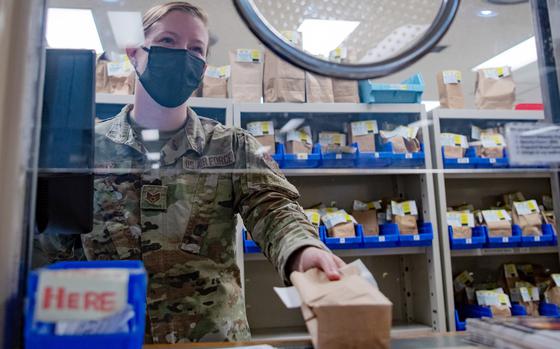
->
<box><xmin>519</xmin><ymin>247</ymin><xmax>530</xmax><ymax>253</ymax></box>
<box><xmin>505</xmin><ymin>123</ymin><xmax>560</xmax><ymax>166</ymax></box>
<box><xmin>534</xmin><ymin>236</ymin><xmax>541</xmax><ymax>242</ymax></box>
<box><xmin>336</xmin><ymin>154</ymin><xmax>342</xmax><ymax>160</ymax></box>
<box><xmin>374</xmin><ymin>152</ymin><xmax>380</xmax><ymax>158</ymax></box>
<box><xmin>483</xmin><ymin>248</ymin><xmax>514</xmax><ymax>255</ymax></box>
<box><xmin>457</xmin><ymin>158</ymin><xmax>470</xmax><ymax>164</ymax></box>
<box><xmin>296</xmin><ymin>153</ymin><xmax>308</xmax><ymax>160</ymax></box>
<box><xmin>379</xmin><ymin>236</ymin><xmax>386</xmax><ymax>242</ymax></box>
<box><xmin>339</xmin><ymin>238</ymin><xmax>346</xmax><ymax>244</ymax></box>
<box><xmin>466</xmin><ymin>238</ymin><xmax>473</xmax><ymax>245</ymax></box>
<box><xmin>405</xmin><ymin>153</ymin><xmax>413</xmax><ymax>159</ymax></box>
<box><xmin>502</xmin><ymin>237</ymin><xmax>509</xmax><ymax>243</ymax></box>
<box><xmin>413</xmin><ymin>235</ymin><xmax>420</xmax><ymax>241</ymax></box>
<box><xmin>489</xmin><ymin>158</ymin><xmax>497</xmax><ymax>164</ymax></box>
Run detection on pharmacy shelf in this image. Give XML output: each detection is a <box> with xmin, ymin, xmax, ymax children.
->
<box><xmin>429</xmin><ymin>109</ymin><xmax>560</xmax><ymax>332</ymax></box>
<box><xmin>244</xmin><ymin>247</ymin><xmax>428</xmax><ymax>261</ymax></box>
<box><xmin>250</xmin><ymin>323</ymin><xmax>434</xmax><ymax>342</ymax></box>
<box><xmin>451</xmin><ymin>246</ymin><xmax>559</xmax><ymax>257</ymax></box>
<box><xmin>282</xmin><ymin>169</ymin><xmax>429</xmax><ymax>176</ymax></box>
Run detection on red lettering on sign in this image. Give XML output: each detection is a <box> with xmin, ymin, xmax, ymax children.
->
<box><xmin>67</xmin><ymin>292</ymin><xmax>79</xmax><ymax>309</ymax></box>
<box><xmin>41</xmin><ymin>287</ymin><xmax>117</xmax><ymax>312</ymax></box>
<box><xmin>100</xmin><ymin>292</ymin><xmax>116</xmax><ymax>312</ymax></box>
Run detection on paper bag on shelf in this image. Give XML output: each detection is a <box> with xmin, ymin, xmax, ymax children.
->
<box><xmin>353</xmin><ymin>200</ymin><xmax>382</xmax><ymax>236</ymax></box>
<box><xmin>286</xmin><ymin>262</ymin><xmax>392</xmax><ymax>349</ymax></box>
<box><xmin>286</xmin><ymin>126</ymin><xmax>313</xmax><ymax>154</ymax></box>
<box><xmin>391</xmin><ymin>201</ymin><xmax>419</xmax><ymax>235</ymax></box>
<box><xmin>475</xmin><ymin>67</ymin><xmax>516</xmax><ymax>110</ymax></box>
<box><xmin>306</xmin><ymin>72</ymin><xmax>334</xmax><ymax>103</ymax></box>
<box><xmin>264</xmin><ymin>49</ymin><xmax>305</xmax><ymax>103</ymax></box>
<box><xmin>437</xmin><ymin>70</ymin><xmax>465</xmax><ymax>109</ymax></box>
<box><xmin>321</xmin><ymin>210</ymin><xmax>356</xmax><ymax>238</ymax></box>
<box><xmin>229</xmin><ymin>49</ymin><xmax>263</xmax><ymax>102</ymax></box>
<box><xmin>202</xmin><ymin>65</ymin><xmax>230</xmax><ymax>98</ymax></box>
<box><xmin>247</xmin><ymin>121</ymin><xmax>276</xmax><ymax>155</ymax></box>
<box><xmin>512</xmin><ymin>200</ymin><xmax>543</xmax><ymax>237</ymax></box>
<box><xmin>332</xmin><ymin>79</ymin><xmax>360</xmax><ymax>103</ymax></box>
<box><xmin>483</xmin><ymin>210</ymin><xmax>512</xmax><ymax>237</ymax></box>
<box><xmin>349</xmin><ymin>120</ymin><xmax>378</xmax><ymax>153</ymax></box>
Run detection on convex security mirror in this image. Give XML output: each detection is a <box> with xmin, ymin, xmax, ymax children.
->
<box><xmin>233</xmin><ymin>0</ymin><xmax>460</xmax><ymax>79</ymax></box>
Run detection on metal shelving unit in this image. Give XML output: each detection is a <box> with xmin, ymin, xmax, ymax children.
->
<box><xmin>430</xmin><ymin>108</ymin><xmax>560</xmax><ymax>332</ymax></box>
<box><xmin>236</xmin><ymin>103</ymin><xmax>447</xmax><ymax>338</ymax></box>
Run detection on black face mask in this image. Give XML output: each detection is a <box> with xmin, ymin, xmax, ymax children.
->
<box><xmin>135</xmin><ymin>46</ymin><xmax>206</xmax><ymax>108</ymax></box>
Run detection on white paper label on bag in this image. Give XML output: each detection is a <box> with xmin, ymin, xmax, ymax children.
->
<box><xmin>519</xmin><ymin>287</ymin><xmax>531</xmax><ymax>302</ymax></box>
<box><xmin>351</xmin><ymin>120</ymin><xmax>379</xmax><ymax>136</ymax></box>
<box><xmin>530</xmin><ymin>287</ymin><xmax>540</xmax><ymax>301</ymax></box>
<box><xmin>513</xmin><ymin>200</ymin><xmax>540</xmax><ymax>216</ymax></box>
<box><xmin>321</xmin><ymin>210</ymin><xmax>355</xmax><ymax>230</ymax></box>
<box><xmin>35</xmin><ymin>269</ymin><xmax>129</xmax><ymax>322</ymax></box>
<box><xmin>287</xmin><ymin>128</ymin><xmax>312</xmax><ymax>145</ymax></box>
<box><xmin>447</xmin><ymin>212</ymin><xmax>475</xmax><ymax>228</ymax></box>
<box><xmin>305</xmin><ymin>210</ymin><xmax>321</xmax><ymax>226</ymax></box>
<box><xmin>205</xmin><ymin>65</ymin><xmax>231</xmax><ymax>79</ymax></box>
<box><xmin>353</xmin><ymin>200</ymin><xmax>383</xmax><ymax>212</ymax></box>
<box><xmin>106</xmin><ymin>57</ymin><xmax>133</xmax><ymax>77</ymax></box>
<box><xmin>481</xmin><ymin>134</ymin><xmax>506</xmax><ymax>147</ymax></box>
<box><xmin>482</xmin><ymin>209</ymin><xmax>511</xmax><ymax>223</ymax></box>
<box><xmin>471</xmin><ymin>126</ymin><xmax>482</xmax><ymax>140</ymax></box>
<box><xmin>552</xmin><ymin>274</ymin><xmax>560</xmax><ymax>286</ymax></box>
<box><xmin>329</xmin><ymin>47</ymin><xmax>348</xmax><ymax>62</ymax></box>
<box><xmin>247</xmin><ymin>121</ymin><xmax>274</xmax><ymax>137</ymax></box>
<box><xmin>443</xmin><ymin>70</ymin><xmax>462</xmax><ymax>84</ymax></box>
<box><xmin>391</xmin><ymin>201</ymin><xmax>418</xmax><ymax>217</ymax></box>
<box><xmin>236</xmin><ymin>49</ymin><xmax>262</xmax><ymax>63</ymax></box>
<box><xmin>482</xmin><ymin>67</ymin><xmax>511</xmax><ymax>79</ymax></box>
<box><xmin>440</xmin><ymin>133</ymin><xmax>469</xmax><ymax>148</ymax></box>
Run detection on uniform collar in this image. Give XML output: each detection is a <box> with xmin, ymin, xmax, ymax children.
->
<box><xmin>104</xmin><ymin>105</ymin><xmax>207</xmax><ymax>165</ymax></box>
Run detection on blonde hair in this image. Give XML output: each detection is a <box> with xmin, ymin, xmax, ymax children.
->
<box><xmin>143</xmin><ymin>1</ymin><xmax>209</xmax><ymax>34</ymax></box>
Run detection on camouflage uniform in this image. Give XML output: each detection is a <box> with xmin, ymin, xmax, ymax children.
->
<box><xmin>37</xmin><ymin>105</ymin><xmax>327</xmax><ymax>343</ymax></box>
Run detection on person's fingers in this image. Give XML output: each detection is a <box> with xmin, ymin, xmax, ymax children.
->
<box><xmin>333</xmin><ymin>255</ymin><xmax>346</xmax><ymax>269</ymax></box>
<box><xmin>318</xmin><ymin>254</ymin><xmax>341</xmax><ymax>281</ymax></box>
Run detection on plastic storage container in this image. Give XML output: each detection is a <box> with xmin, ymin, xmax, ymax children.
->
<box><xmin>354</xmin><ymin>143</ymin><xmax>392</xmax><ymax>169</ymax></box>
<box><xmin>442</xmin><ymin>146</ymin><xmax>509</xmax><ymax>169</ymax></box>
<box><xmin>454</xmin><ymin>310</ymin><xmax>466</xmax><ymax>331</ymax></box>
<box><xmin>359</xmin><ymin>73</ymin><xmax>424</xmax><ymax>104</ymax></box>
<box><xmin>25</xmin><ymin>260</ymin><xmax>147</xmax><ymax>349</ymax></box>
<box><xmin>448</xmin><ymin>226</ymin><xmax>487</xmax><ymax>250</ymax></box>
<box><xmin>243</xmin><ymin>230</ymin><xmax>261</xmax><ymax>254</ymax></box>
<box><xmin>397</xmin><ymin>222</ymin><xmax>434</xmax><ymax>247</ymax></box>
<box><xmin>319</xmin><ymin>225</ymin><xmax>363</xmax><ymax>250</ymax></box>
<box><xmin>539</xmin><ymin>302</ymin><xmax>560</xmax><ymax>317</ymax></box>
<box><xmin>320</xmin><ymin>148</ymin><xmax>357</xmax><ymax>168</ymax></box>
<box><xmin>485</xmin><ymin>226</ymin><xmax>521</xmax><ymax>248</ymax></box>
<box><xmin>517</xmin><ymin>224</ymin><xmax>555</xmax><ymax>247</ymax></box>
<box><xmin>271</xmin><ymin>143</ymin><xmax>284</xmax><ymax>168</ymax></box>
<box><xmin>362</xmin><ymin>224</ymin><xmax>399</xmax><ymax>248</ymax></box>
<box><xmin>281</xmin><ymin>143</ymin><xmax>321</xmax><ymax>169</ymax></box>
<box><xmin>381</xmin><ymin>142</ymin><xmax>425</xmax><ymax>168</ymax></box>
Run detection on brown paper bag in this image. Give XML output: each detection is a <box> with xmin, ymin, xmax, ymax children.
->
<box><xmin>332</xmin><ymin>79</ymin><xmax>360</xmax><ymax>103</ymax></box>
<box><xmin>306</xmin><ymin>72</ymin><xmax>334</xmax><ymax>103</ymax></box>
<box><xmin>286</xmin><ymin>140</ymin><xmax>312</xmax><ymax>154</ymax></box>
<box><xmin>490</xmin><ymin>305</ymin><xmax>512</xmax><ymax>318</ymax></box>
<box><xmin>353</xmin><ymin>210</ymin><xmax>379</xmax><ymax>236</ymax></box>
<box><xmin>475</xmin><ymin>67</ymin><xmax>516</xmax><ymax>110</ymax></box>
<box><xmin>486</xmin><ymin>220</ymin><xmax>512</xmax><ymax>237</ymax></box>
<box><xmin>395</xmin><ymin>215</ymin><xmax>418</xmax><ymax>235</ymax></box>
<box><xmin>254</xmin><ymin>135</ymin><xmax>276</xmax><ymax>155</ymax></box>
<box><xmin>264</xmin><ymin>49</ymin><xmax>305</xmax><ymax>103</ymax></box>
<box><xmin>229</xmin><ymin>49</ymin><xmax>263</xmax><ymax>102</ymax></box>
<box><xmin>202</xmin><ymin>76</ymin><xmax>228</xmax><ymax>98</ymax></box>
<box><xmin>521</xmin><ymin>301</ymin><xmax>540</xmax><ymax>316</ymax></box>
<box><xmin>452</xmin><ymin>226</ymin><xmax>472</xmax><ymax>239</ymax></box>
<box><xmin>95</xmin><ymin>59</ymin><xmax>110</xmax><ymax>93</ymax></box>
<box><xmin>290</xmin><ymin>266</ymin><xmax>392</xmax><ymax>349</ymax></box>
<box><xmin>437</xmin><ymin>71</ymin><xmax>465</xmax><ymax>109</ymax></box>
<box><xmin>545</xmin><ymin>287</ymin><xmax>560</xmax><ymax>306</ymax></box>
<box><xmin>443</xmin><ymin>146</ymin><xmax>465</xmax><ymax>159</ymax></box>
<box><xmin>512</xmin><ymin>209</ymin><xmax>543</xmax><ymax>237</ymax></box>
<box><xmin>474</xmin><ymin>145</ymin><xmax>505</xmax><ymax>159</ymax></box>
<box><xmin>328</xmin><ymin>222</ymin><xmax>355</xmax><ymax>238</ymax></box>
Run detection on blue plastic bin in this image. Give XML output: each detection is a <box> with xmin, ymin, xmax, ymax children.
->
<box><xmin>511</xmin><ymin>304</ymin><xmax>528</xmax><ymax>316</ymax></box>
<box><xmin>518</xmin><ymin>224</ymin><xmax>555</xmax><ymax>247</ymax></box>
<box><xmin>25</xmin><ymin>261</ymin><xmax>147</xmax><ymax>349</ymax></box>
<box><xmin>448</xmin><ymin>226</ymin><xmax>486</xmax><ymax>250</ymax></box>
<box><xmin>359</xmin><ymin>74</ymin><xmax>424</xmax><ymax>104</ymax></box>
<box><xmin>459</xmin><ymin>304</ymin><xmax>493</xmax><ymax>320</ymax></box>
<box><xmin>539</xmin><ymin>302</ymin><xmax>560</xmax><ymax>317</ymax></box>
<box><xmin>485</xmin><ymin>225</ymin><xmax>521</xmax><ymax>248</ymax></box>
<box><xmin>442</xmin><ymin>146</ymin><xmax>509</xmax><ymax>169</ymax></box>
<box><xmin>381</xmin><ymin>142</ymin><xmax>425</xmax><ymax>168</ymax></box>
<box><xmin>398</xmin><ymin>222</ymin><xmax>434</xmax><ymax>247</ymax></box>
<box><xmin>281</xmin><ymin>143</ymin><xmax>321</xmax><ymax>169</ymax></box>
<box><xmin>320</xmin><ymin>148</ymin><xmax>357</xmax><ymax>168</ymax></box>
<box><xmin>272</xmin><ymin>143</ymin><xmax>284</xmax><ymax>168</ymax></box>
<box><xmin>354</xmin><ymin>143</ymin><xmax>392</xmax><ymax>169</ymax></box>
<box><xmin>243</xmin><ymin>230</ymin><xmax>261</xmax><ymax>254</ymax></box>
<box><xmin>454</xmin><ymin>310</ymin><xmax>466</xmax><ymax>331</ymax></box>
<box><xmin>363</xmin><ymin>224</ymin><xmax>399</xmax><ymax>248</ymax></box>
<box><xmin>320</xmin><ymin>225</ymin><xmax>363</xmax><ymax>250</ymax></box>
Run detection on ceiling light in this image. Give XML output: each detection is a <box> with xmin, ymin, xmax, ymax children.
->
<box><xmin>46</xmin><ymin>8</ymin><xmax>104</xmax><ymax>53</ymax></box>
<box><xmin>297</xmin><ymin>19</ymin><xmax>360</xmax><ymax>57</ymax></box>
<box><xmin>472</xmin><ymin>36</ymin><xmax>536</xmax><ymax>72</ymax></box>
<box><xmin>478</xmin><ymin>10</ymin><xmax>498</xmax><ymax>18</ymax></box>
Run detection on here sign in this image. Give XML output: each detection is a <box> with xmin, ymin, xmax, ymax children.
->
<box><xmin>35</xmin><ymin>269</ymin><xmax>129</xmax><ymax>322</ymax></box>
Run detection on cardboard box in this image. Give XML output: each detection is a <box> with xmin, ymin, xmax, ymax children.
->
<box><xmin>286</xmin><ymin>140</ymin><xmax>312</xmax><ymax>154</ymax></box>
<box><xmin>353</xmin><ymin>210</ymin><xmax>379</xmax><ymax>236</ymax></box>
<box><xmin>290</xmin><ymin>265</ymin><xmax>392</xmax><ymax>349</ymax></box>
<box><xmin>328</xmin><ymin>221</ymin><xmax>355</xmax><ymax>238</ymax></box>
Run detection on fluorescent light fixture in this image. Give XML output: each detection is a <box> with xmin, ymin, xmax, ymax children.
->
<box><xmin>478</xmin><ymin>10</ymin><xmax>498</xmax><ymax>18</ymax></box>
<box><xmin>472</xmin><ymin>36</ymin><xmax>536</xmax><ymax>72</ymax></box>
<box><xmin>421</xmin><ymin>101</ymin><xmax>441</xmax><ymax>112</ymax></box>
<box><xmin>297</xmin><ymin>19</ymin><xmax>360</xmax><ymax>57</ymax></box>
<box><xmin>46</xmin><ymin>8</ymin><xmax>104</xmax><ymax>53</ymax></box>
